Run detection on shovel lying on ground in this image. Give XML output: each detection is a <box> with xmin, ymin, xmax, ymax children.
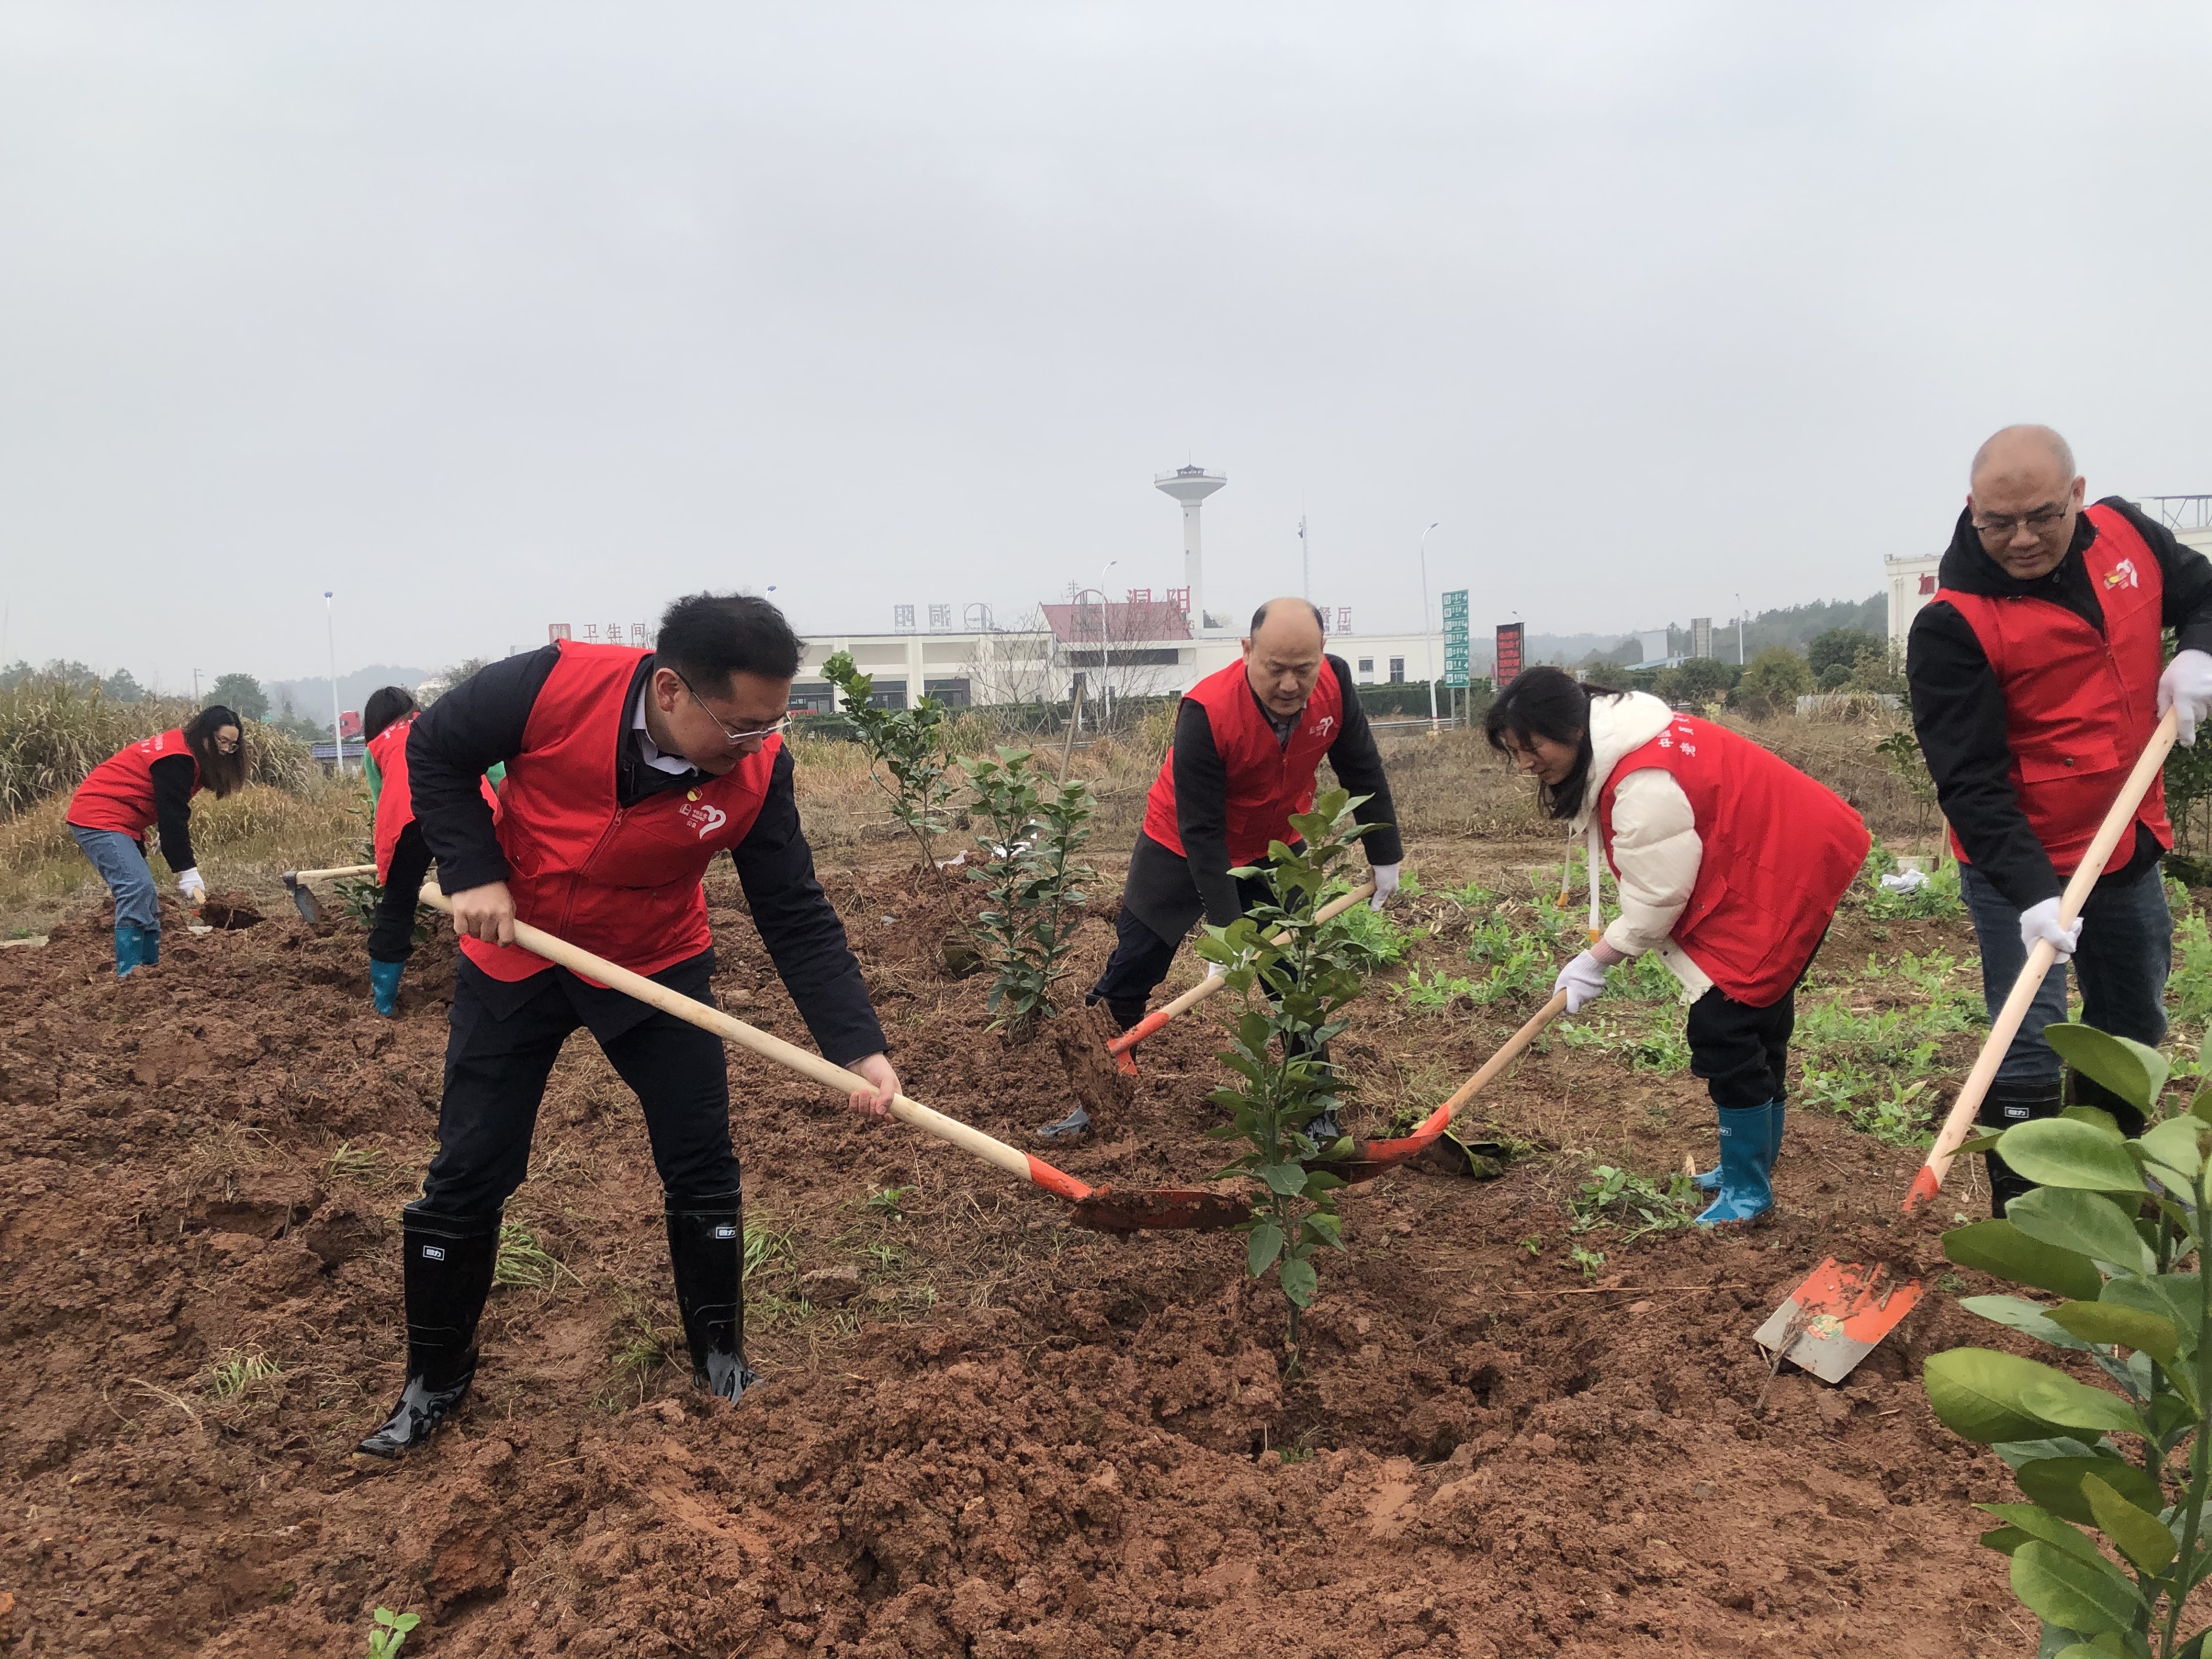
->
<box><xmin>1105</xmin><ymin>881</ymin><xmax>1377</xmax><ymax>1075</ymax></box>
<box><xmin>1753</xmin><ymin>709</ymin><xmax>2178</xmax><ymax>1385</ymax></box>
<box><xmin>281</xmin><ymin>864</ymin><xmax>376</xmax><ymax>923</ymax></box>
<box><xmin>1316</xmin><ymin>990</ymin><xmax>1570</xmax><ymax>1183</ymax></box>
<box><xmin>1901</xmin><ymin>706</ymin><xmax>2179</xmax><ymax>1214</ymax></box>
<box><xmin>416</xmin><ymin>884</ymin><xmax>1249</xmax><ymax>1235</ymax></box>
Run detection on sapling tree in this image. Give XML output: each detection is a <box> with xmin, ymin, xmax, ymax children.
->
<box><xmin>1195</xmin><ymin>788</ymin><xmax>1375</xmax><ymax>1375</ymax></box>
<box><xmin>960</xmin><ymin>746</ymin><xmax>1095</xmax><ymax>1038</ymax></box>
<box><xmin>1923</xmin><ymin>1019</ymin><xmax>2212</xmax><ymax>1658</ymax></box>
<box><xmin>822</xmin><ymin>651</ymin><xmax>956</xmax><ymax>875</ymax></box>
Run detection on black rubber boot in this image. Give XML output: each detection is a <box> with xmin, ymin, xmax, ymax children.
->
<box><xmin>355</xmin><ymin>1206</ymin><xmax>500</xmax><ymax>1458</ymax></box>
<box><xmin>1979</xmin><ymin>1077</ymin><xmax>2063</xmax><ymax>1218</ymax></box>
<box><xmin>666</xmin><ymin>1192</ymin><xmax>759</xmax><ymax>1403</ymax></box>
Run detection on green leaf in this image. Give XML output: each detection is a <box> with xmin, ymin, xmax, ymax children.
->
<box><xmin>1926</xmin><ymin>1350</ymin><xmax>2146</xmax><ymax>1444</ymax></box>
<box><xmin>1996</xmin><ymin>1118</ymin><xmax>2148</xmax><ymax>1194</ymax></box>
<box><xmin>2045</xmin><ymin>1023</ymin><xmax>2169</xmax><ymax>1116</ymax></box>
<box><xmin>2047</xmin><ymin>1301</ymin><xmax>2179</xmax><ymax>1365</ymax></box>
<box><xmin>2080</xmin><ymin>1473</ymin><xmax>2176</xmax><ymax>1574</ymax></box>
<box><xmin>2191</xmin><ymin>1088</ymin><xmax>2212</xmax><ymax>1126</ymax></box>
<box><xmin>1944</xmin><ymin>1219</ymin><xmax>2106</xmax><ymax>1301</ymax></box>
<box><xmin>1994</xmin><ymin>1436</ymin><xmax>2116</xmax><ymax>1471</ymax></box>
<box><xmin>1982</xmin><ymin>1525</ymin><xmax>2034</xmax><ymax>1556</ymax></box>
<box><xmin>2005</xmin><ymin>1188</ymin><xmax>2152</xmax><ymax>1273</ymax></box>
<box><xmin>1279</xmin><ymin>1257</ymin><xmax>1318</xmax><ymax>1307</ymax></box>
<box><xmin>2139</xmin><ymin>1115</ymin><xmax>2209</xmax><ymax>1180</ymax></box>
<box><xmin>1977</xmin><ymin>1503</ymin><xmax>2112</xmax><ymax>1569</ymax></box>
<box><xmin>1255</xmin><ymin>1163</ymin><xmax>1307</xmax><ymax>1197</ymax></box>
<box><xmin>2176</xmin><ymin>1628</ymin><xmax>2212</xmax><ymax>1659</ymax></box>
<box><xmin>1962</xmin><ymin>1295</ymin><xmax>2094</xmax><ymax>1351</ymax></box>
<box><xmin>2062</xmin><ymin>1105</ymin><xmax>2125</xmax><ymax>1137</ymax></box>
<box><xmin>2015</xmin><ymin>1457</ymin><xmax>2168</xmax><ymax>1526</ymax></box>
<box><xmin>2009</xmin><ymin>1539</ymin><xmax>2138</xmax><ymax>1635</ymax></box>
<box><xmin>1246</xmin><ymin>1222</ymin><xmax>1284</xmax><ymax>1275</ymax></box>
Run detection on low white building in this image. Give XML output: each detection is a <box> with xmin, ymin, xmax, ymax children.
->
<box><xmin>1885</xmin><ymin>552</ymin><xmax>1942</xmax><ymax>647</ymax></box>
<box><xmin>781</xmin><ymin>601</ymin><xmax>1446</xmax><ymax>710</ymax></box>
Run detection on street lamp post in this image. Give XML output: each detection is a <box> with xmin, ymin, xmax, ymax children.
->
<box><xmin>1419</xmin><ymin>522</ymin><xmax>1441</xmax><ymax>736</ymax></box>
<box><xmin>326</xmin><ymin>591</ymin><xmax>344</xmax><ymax>776</ymax></box>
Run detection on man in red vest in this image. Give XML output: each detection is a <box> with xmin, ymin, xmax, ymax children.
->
<box><xmin>1035</xmin><ymin>597</ymin><xmax>1403</xmax><ymax>1141</ymax></box>
<box><xmin>356</xmin><ymin>594</ymin><xmax>899</xmax><ymax>1457</ymax></box>
<box><xmin>1910</xmin><ymin>425</ymin><xmax>2212</xmax><ymax>1215</ymax></box>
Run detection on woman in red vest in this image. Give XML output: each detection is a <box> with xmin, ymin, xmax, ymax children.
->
<box><xmin>1487</xmin><ymin>668</ymin><xmax>1869</xmax><ymax>1225</ymax></box>
<box><xmin>65</xmin><ymin>706</ymin><xmax>246</xmax><ymax>975</ymax></box>
<box><xmin>359</xmin><ymin>685</ymin><xmax>503</xmax><ymax>1017</ymax></box>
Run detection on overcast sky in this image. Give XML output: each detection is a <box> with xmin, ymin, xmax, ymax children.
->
<box><xmin>3</xmin><ymin>3</ymin><xmax>2208</xmax><ymax>691</ymax></box>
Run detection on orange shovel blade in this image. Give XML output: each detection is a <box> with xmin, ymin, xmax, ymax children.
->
<box><xmin>1753</xmin><ymin>1259</ymin><xmax>1923</xmax><ymax>1384</ymax></box>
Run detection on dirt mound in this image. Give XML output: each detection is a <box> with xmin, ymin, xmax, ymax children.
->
<box><xmin>0</xmin><ymin>859</ymin><xmax>2037</xmax><ymax>1656</ymax></box>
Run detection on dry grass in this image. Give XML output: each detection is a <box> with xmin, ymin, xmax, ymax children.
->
<box><xmin>0</xmin><ymin>778</ymin><xmax>362</xmax><ymax>932</ymax></box>
<box><xmin>1</xmin><ymin>677</ymin><xmax>313</xmax><ymax>815</ymax></box>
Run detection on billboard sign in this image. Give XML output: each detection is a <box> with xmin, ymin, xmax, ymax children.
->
<box><xmin>1441</xmin><ymin>589</ymin><xmax>1470</xmax><ymax>687</ymax></box>
<box><xmin>1494</xmin><ymin>622</ymin><xmax>1525</xmax><ymax>686</ymax></box>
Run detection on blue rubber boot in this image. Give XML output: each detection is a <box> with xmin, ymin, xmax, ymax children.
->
<box><xmin>140</xmin><ymin>926</ymin><xmax>160</xmax><ymax>968</ymax></box>
<box><xmin>370</xmin><ymin>959</ymin><xmax>405</xmax><ymax>1018</ymax></box>
<box><xmin>113</xmin><ymin>923</ymin><xmax>145</xmax><ymax>978</ymax></box>
<box><xmin>1692</xmin><ymin>1101</ymin><xmax>1781</xmax><ymax>1191</ymax></box>
<box><xmin>1694</xmin><ymin>1104</ymin><xmax>1774</xmax><ymax>1226</ymax></box>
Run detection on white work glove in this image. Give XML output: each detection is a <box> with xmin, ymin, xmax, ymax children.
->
<box><xmin>1554</xmin><ymin>950</ymin><xmax>1610</xmax><ymax>1015</ymax></box>
<box><xmin>2160</xmin><ymin>649</ymin><xmax>2212</xmax><ymax>748</ymax></box>
<box><xmin>176</xmin><ymin>867</ymin><xmax>206</xmax><ymax>902</ymax></box>
<box><xmin>1368</xmin><ymin>863</ymin><xmax>1401</xmax><ymax>912</ymax></box>
<box><xmin>2018</xmin><ymin>896</ymin><xmax>2082</xmax><ymax>963</ymax></box>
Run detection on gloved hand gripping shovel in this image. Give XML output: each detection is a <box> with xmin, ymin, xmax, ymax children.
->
<box><xmin>419</xmin><ymin>885</ymin><xmax>1247</xmax><ymax>1235</ymax></box>
<box><xmin>1311</xmin><ymin>990</ymin><xmax>1568</xmax><ymax>1183</ymax></box>
<box><xmin>1104</xmin><ymin>881</ymin><xmax>1376</xmax><ymax>1075</ymax></box>
<box><xmin>1750</xmin><ymin>710</ymin><xmax>2177</xmax><ymax>1384</ymax></box>
<box><xmin>281</xmin><ymin>864</ymin><xmax>377</xmax><ymax>923</ymax></box>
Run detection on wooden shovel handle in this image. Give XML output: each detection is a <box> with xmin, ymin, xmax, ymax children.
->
<box><xmin>417</xmin><ymin>884</ymin><xmax>1077</xmax><ymax>1195</ymax></box>
<box><xmin>1107</xmin><ymin>880</ymin><xmax>1379</xmax><ymax>1055</ymax></box>
<box><xmin>285</xmin><ymin>864</ymin><xmax>377</xmax><ymax>883</ymax></box>
<box><xmin>1904</xmin><ymin>707</ymin><xmax>2179</xmax><ymax>1211</ymax></box>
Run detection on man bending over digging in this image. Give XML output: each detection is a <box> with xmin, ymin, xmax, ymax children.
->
<box><xmin>356</xmin><ymin>592</ymin><xmax>899</xmax><ymax>1458</ymax></box>
<box><xmin>1036</xmin><ymin>596</ymin><xmax>1403</xmax><ymax>1143</ymax></box>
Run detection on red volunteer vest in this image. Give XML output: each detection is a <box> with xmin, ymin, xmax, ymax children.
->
<box><xmin>1142</xmin><ymin>660</ymin><xmax>1346</xmax><ymax>864</ymax></box>
<box><xmin>1596</xmin><ymin>714</ymin><xmax>1870</xmax><ymax>1007</ymax></box>
<box><xmin>66</xmin><ymin>729</ymin><xmax>199</xmax><ymax>840</ymax></box>
<box><xmin>460</xmin><ymin>643</ymin><xmax>780</xmax><ymax>983</ymax></box>
<box><xmin>368</xmin><ymin>714</ymin><xmax>502</xmax><ymax>883</ymax></box>
<box><xmin>1934</xmin><ymin>504</ymin><xmax>2171</xmax><ymax>879</ymax></box>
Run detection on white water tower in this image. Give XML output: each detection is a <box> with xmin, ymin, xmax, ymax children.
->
<box><xmin>1155</xmin><ymin>465</ymin><xmax>1226</xmax><ymax>629</ymax></box>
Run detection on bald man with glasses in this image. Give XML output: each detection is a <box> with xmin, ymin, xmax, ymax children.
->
<box><xmin>1908</xmin><ymin>425</ymin><xmax>2212</xmax><ymax>1216</ymax></box>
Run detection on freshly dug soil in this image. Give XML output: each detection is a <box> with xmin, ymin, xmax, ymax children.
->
<box><xmin>0</xmin><ymin>850</ymin><xmax>2045</xmax><ymax>1656</ymax></box>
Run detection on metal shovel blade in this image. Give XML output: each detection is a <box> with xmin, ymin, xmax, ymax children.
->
<box><xmin>1070</xmin><ymin>1185</ymin><xmax>1251</xmax><ymax>1235</ymax></box>
<box><xmin>1753</xmin><ymin>1258</ymin><xmax>1923</xmax><ymax>1384</ymax></box>
<box><xmin>283</xmin><ymin>874</ymin><xmax>321</xmax><ymax>924</ymax></box>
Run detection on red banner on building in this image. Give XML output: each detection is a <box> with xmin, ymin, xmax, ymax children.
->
<box><xmin>1494</xmin><ymin>622</ymin><xmax>1525</xmax><ymax>685</ymax></box>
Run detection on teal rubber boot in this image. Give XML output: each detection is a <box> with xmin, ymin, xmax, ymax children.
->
<box><xmin>1692</xmin><ymin>1100</ymin><xmax>1782</xmax><ymax>1192</ymax></box>
<box><xmin>370</xmin><ymin>960</ymin><xmax>405</xmax><ymax>1018</ymax></box>
<box><xmin>1694</xmin><ymin>1104</ymin><xmax>1774</xmax><ymax>1226</ymax></box>
<box><xmin>113</xmin><ymin>923</ymin><xmax>145</xmax><ymax>978</ymax></box>
<box><xmin>140</xmin><ymin>926</ymin><xmax>160</xmax><ymax>968</ymax></box>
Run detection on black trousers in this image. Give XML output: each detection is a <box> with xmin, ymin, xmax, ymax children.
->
<box><xmin>1685</xmin><ymin>984</ymin><xmax>1798</xmax><ymax>1111</ymax></box>
<box><xmin>368</xmin><ymin>822</ymin><xmax>436</xmax><ymax>964</ymax></box>
<box><xmin>419</xmin><ymin>949</ymin><xmax>742</xmax><ymax>1215</ymax></box>
<box><xmin>1089</xmin><ymin>871</ymin><xmax>1278</xmax><ymax>1025</ymax></box>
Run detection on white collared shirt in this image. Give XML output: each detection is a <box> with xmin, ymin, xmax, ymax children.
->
<box><xmin>633</xmin><ymin>684</ymin><xmax>699</xmax><ymax>777</ymax></box>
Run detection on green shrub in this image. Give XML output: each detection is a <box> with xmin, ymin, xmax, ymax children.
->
<box><xmin>960</xmin><ymin>746</ymin><xmax>1094</xmax><ymax>1037</ymax></box>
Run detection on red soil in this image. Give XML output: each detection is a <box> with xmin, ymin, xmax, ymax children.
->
<box><xmin>0</xmin><ymin>857</ymin><xmax>2044</xmax><ymax>1656</ymax></box>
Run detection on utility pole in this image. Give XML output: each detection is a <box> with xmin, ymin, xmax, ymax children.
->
<box><xmin>326</xmin><ymin>591</ymin><xmax>345</xmax><ymax>776</ymax></box>
<box><xmin>1736</xmin><ymin>594</ymin><xmax>1745</xmax><ymax>667</ymax></box>
<box><xmin>1419</xmin><ymin>522</ymin><xmax>1440</xmax><ymax>736</ymax></box>
<box><xmin>1299</xmin><ymin>515</ymin><xmax>1309</xmax><ymax>600</ymax></box>
<box><xmin>191</xmin><ymin>668</ymin><xmax>201</xmax><ymax>702</ymax></box>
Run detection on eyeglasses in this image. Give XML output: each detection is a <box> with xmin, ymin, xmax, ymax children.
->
<box><xmin>672</xmin><ymin>672</ymin><xmax>791</xmax><ymax>746</ymax></box>
<box><xmin>1972</xmin><ymin>503</ymin><xmax>2070</xmax><ymax>540</ymax></box>
<box><xmin>213</xmin><ymin>734</ymin><xmax>241</xmax><ymax>754</ymax></box>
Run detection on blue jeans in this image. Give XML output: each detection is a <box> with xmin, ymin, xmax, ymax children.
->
<box><xmin>1960</xmin><ymin>857</ymin><xmax>2170</xmax><ymax>1085</ymax></box>
<box><xmin>70</xmin><ymin>825</ymin><xmax>160</xmax><ymax>930</ymax></box>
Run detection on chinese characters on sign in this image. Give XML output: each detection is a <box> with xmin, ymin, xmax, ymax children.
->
<box><xmin>1494</xmin><ymin>622</ymin><xmax>1525</xmax><ymax>686</ymax></box>
<box><xmin>1441</xmin><ymin>590</ymin><xmax>1470</xmax><ymax>689</ymax></box>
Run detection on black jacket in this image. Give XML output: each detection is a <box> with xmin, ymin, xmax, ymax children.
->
<box><xmin>148</xmin><ymin>754</ymin><xmax>199</xmax><ymax>872</ymax></box>
<box><xmin>1906</xmin><ymin>497</ymin><xmax>2212</xmax><ymax>910</ymax></box>
<box><xmin>1123</xmin><ymin>654</ymin><xmax>1404</xmax><ymax>942</ymax></box>
<box><xmin>407</xmin><ymin>646</ymin><xmax>886</xmax><ymax>1065</ymax></box>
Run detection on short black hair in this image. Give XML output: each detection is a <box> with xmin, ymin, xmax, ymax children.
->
<box><xmin>362</xmin><ymin>685</ymin><xmax>417</xmax><ymax>743</ymax></box>
<box><xmin>1250</xmin><ymin>599</ymin><xmax>1328</xmax><ymax>636</ymax></box>
<box><xmin>655</xmin><ymin>592</ymin><xmax>803</xmax><ymax>691</ymax></box>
